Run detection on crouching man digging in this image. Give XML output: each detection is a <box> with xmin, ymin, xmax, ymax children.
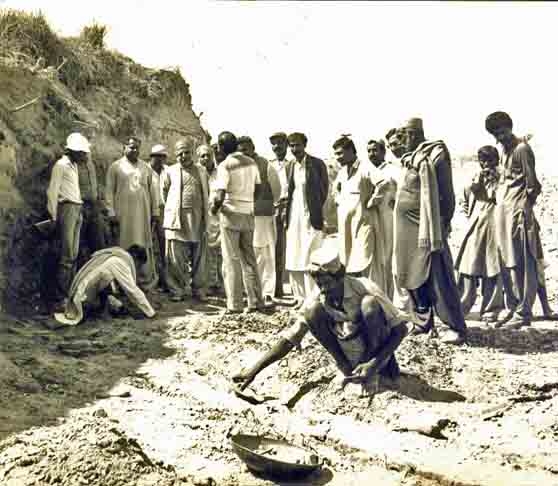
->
<box><xmin>54</xmin><ymin>245</ymin><xmax>156</xmax><ymax>326</ymax></box>
<box><xmin>232</xmin><ymin>241</ymin><xmax>413</xmax><ymax>393</ymax></box>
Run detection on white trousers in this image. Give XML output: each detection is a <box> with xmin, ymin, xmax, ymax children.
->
<box><xmin>255</xmin><ymin>243</ymin><xmax>276</xmax><ymax>298</ymax></box>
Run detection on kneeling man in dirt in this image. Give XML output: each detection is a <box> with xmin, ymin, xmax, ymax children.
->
<box><xmin>54</xmin><ymin>245</ymin><xmax>156</xmax><ymax>326</ymax></box>
<box><xmin>233</xmin><ymin>240</ymin><xmax>413</xmax><ymax>391</ymax></box>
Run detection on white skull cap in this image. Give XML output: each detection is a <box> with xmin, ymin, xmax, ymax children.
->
<box><xmin>308</xmin><ymin>236</ymin><xmax>342</xmax><ymax>274</ymax></box>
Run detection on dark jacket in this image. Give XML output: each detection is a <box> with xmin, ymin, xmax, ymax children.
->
<box><xmin>286</xmin><ymin>154</ymin><xmax>328</xmax><ymax>230</ymax></box>
<box><xmin>253</xmin><ymin>155</ymin><xmax>274</xmax><ymax>217</ymax></box>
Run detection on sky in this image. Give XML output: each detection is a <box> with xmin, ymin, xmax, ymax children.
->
<box><xmin>4</xmin><ymin>1</ymin><xmax>558</xmax><ymax>169</ymax></box>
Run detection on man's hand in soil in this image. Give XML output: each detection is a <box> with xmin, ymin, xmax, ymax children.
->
<box><xmin>230</xmin><ymin>338</ymin><xmax>295</xmax><ymax>392</ymax></box>
<box><xmin>341</xmin><ymin>358</ymin><xmax>380</xmax><ymax>388</ymax></box>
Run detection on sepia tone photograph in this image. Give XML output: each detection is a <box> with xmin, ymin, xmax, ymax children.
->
<box><xmin>0</xmin><ymin>1</ymin><xmax>557</xmax><ymax>485</ymax></box>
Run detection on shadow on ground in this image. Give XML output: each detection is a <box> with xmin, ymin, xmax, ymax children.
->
<box><xmin>0</xmin><ymin>292</ymin><xmax>191</xmax><ymax>441</ymax></box>
<box><xmin>463</xmin><ymin>319</ymin><xmax>558</xmax><ymax>355</ymax></box>
<box><xmin>380</xmin><ymin>372</ymin><xmax>467</xmax><ymax>403</ymax></box>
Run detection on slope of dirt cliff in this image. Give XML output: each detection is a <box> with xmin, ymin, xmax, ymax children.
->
<box><xmin>0</xmin><ymin>9</ymin><xmax>208</xmax><ymax>315</ymax></box>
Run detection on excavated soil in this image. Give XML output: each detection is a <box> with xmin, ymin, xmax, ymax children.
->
<box><xmin>0</xmin><ymin>174</ymin><xmax>557</xmax><ymax>486</ymax></box>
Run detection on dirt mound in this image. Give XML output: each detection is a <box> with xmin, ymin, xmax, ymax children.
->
<box><xmin>0</xmin><ymin>9</ymin><xmax>208</xmax><ymax>315</ymax></box>
<box><xmin>0</xmin><ymin>411</ymin><xmax>191</xmax><ymax>486</ymax></box>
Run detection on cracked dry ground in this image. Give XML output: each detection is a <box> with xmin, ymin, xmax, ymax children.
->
<box><xmin>1</xmin><ymin>285</ymin><xmax>558</xmax><ymax>486</ymax></box>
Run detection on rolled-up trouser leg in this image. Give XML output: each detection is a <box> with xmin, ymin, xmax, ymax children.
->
<box><xmin>57</xmin><ymin>202</ymin><xmax>83</xmax><ymax>298</ymax></box>
<box><xmin>304</xmin><ymin>302</ymin><xmax>353</xmax><ymax>376</ymax></box>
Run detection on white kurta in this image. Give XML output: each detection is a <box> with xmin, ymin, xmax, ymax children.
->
<box><xmin>285</xmin><ymin>161</ymin><xmax>324</xmax><ymax>271</ymax></box>
<box><xmin>54</xmin><ymin>248</ymin><xmax>155</xmax><ymax>326</ymax></box>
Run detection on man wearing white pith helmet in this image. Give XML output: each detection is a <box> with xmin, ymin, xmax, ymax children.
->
<box><xmin>47</xmin><ymin>133</ymin><xmax>91</xmax><ymax>307</ymax></box>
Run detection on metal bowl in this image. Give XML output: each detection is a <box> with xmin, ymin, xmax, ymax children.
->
<box><xmin>231</xmin><ymin>433</ymin><xmax>321</xmax><ymax>479</ymax></box>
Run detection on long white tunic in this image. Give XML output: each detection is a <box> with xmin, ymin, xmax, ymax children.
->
<box><xmin>54</xmin><ymin>248</ymin><xmax>155</xmax><ymax>326</ymax></box>
<box><xmin>285</xmin><ymin>160</ymin><xmax>324</xmax><ymax>271</ymax></box>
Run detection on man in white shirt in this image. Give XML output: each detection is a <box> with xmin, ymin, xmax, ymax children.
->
<box><xmin>54</xmin><ymin>245</ymin><xmax>156</xmax><ymax>326</ymax></box>
<box><xmin>47</xmin><ymin>133</ymin><xmax>90</xmax><ymax>304</ymax></box>
<box><xmin>211</xmin><ymin>131</ymin><xmax>266</xmax><ymax>313</ymax></box>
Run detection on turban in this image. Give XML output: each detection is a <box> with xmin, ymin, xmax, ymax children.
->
<box><xmin>287</xmin><ymin>132</ymin><xmax>308</xmax><ymax>145</ymax></box>
<box><xmin>485</xmin><ymin>111</ymin><xmax>513</xmax><ymax>134</ymax></box>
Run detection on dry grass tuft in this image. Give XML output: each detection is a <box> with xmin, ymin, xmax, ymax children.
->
<box><xmin>79</xmin><ymin>22</ymin><xmax>108</xmax><ymax>50</ymax></box>
<box><xmin>0</xmin><ymin>9</ymin><xmax>66</xmax><ymax>66</ymax></box>
<box><xmin>0</xmin><ymin>9</ymin><xmax>176</xmax><ymax>101</ymax></box>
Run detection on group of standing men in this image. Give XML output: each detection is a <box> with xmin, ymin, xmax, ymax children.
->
<box><xmin>47</xmin><ymin>111</ymin><xmax>553</xmax><ymax>344</ymax></box>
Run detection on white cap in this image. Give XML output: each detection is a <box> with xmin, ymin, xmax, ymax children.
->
<box><xmin>150</xmin><ymin>144</ymin><xmax>168</xmax><ymax>156</ymax></box>
<box><xmin>65</xmin><ymin>133</ymin><xmax>91</xmax><ymax>153</ymax></box>
<box><xmin>308</xmin><ymin>236</ymin><xmax>342</xmax><ymax>274</ymax></box>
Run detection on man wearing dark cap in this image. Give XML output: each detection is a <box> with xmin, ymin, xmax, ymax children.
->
<box><xmin>269</xmin><ymin>132</ymin><xmax>292</xmax><ymax>298</ymax></box>
<box><xmin>485</xmin><ymin>111</ymin><xmax>542</xmax><ymax>328</ymax></box>
<box><xmin>285</xmin><ymin>132</ymin><xmax>329</xmax><ymax>306</ymax></box>
<box><xmin>393</xmin><ymin>118</ymin><xmax>467</xmax><ymax>344</ymax></box>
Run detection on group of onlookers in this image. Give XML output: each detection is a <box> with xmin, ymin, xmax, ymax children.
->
<box><xmin>48</xmin><ymin>111</ymin><xmax>555</xmax><ymax>338</ymax></box>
